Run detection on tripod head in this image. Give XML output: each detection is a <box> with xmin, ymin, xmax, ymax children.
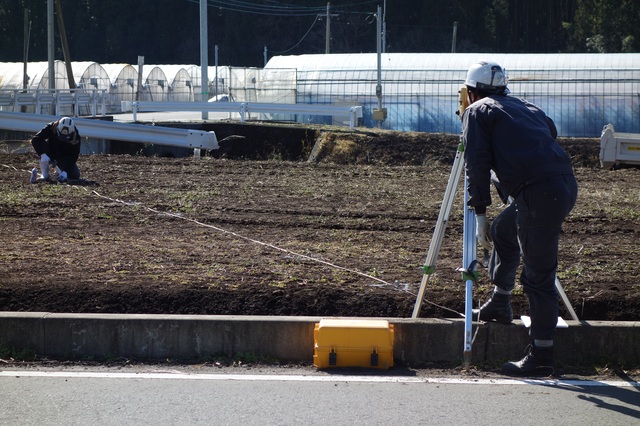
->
<box><xmin>455</xmin><ymin>85</ymin><xmax>470</xmax><ymax>120</ymax></box>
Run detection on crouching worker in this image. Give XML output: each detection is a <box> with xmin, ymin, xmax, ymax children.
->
<box><xmin>31</xmin><ymin>116</ymin><xmax>81</xmax><ymax>183</ymax></box>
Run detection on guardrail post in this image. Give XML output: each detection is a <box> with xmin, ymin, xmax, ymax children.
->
<box><xmin>101</xmin><ymin>90</ymin><xmax>107</xmax><ymax>116</ymax></box>
<box><xmin>74</xmin><ymin>92</ymin><xmax>79</xmax><ymax>117</ymax></box>
<box><xmin>91</xmin><ymin>89</ymin><xmax>97</xmax><ymax>117</ymax></box>
<box><xmin>55</xmin><ymin>92</ymin><xmax>61</xmax><ymax>116</ymax></box>
<box><xmin>240</xmin><ymin>103</ymin><xmax>248</xmax><ymax>123</ymax></box>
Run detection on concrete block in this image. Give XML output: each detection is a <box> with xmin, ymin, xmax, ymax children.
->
<box><xmin>0</xmin><ymin>312</ymin><xmax>47</xmax><ymax>354</ymax></box>
<box><xmin>40</xmin><ymin>314</ymin><xmax>322</xmax><ymax>361</ymax></box>
<box><xmin>390</xmin><ymin>318</ymin><xmax>471</xmax><ymax>365</ymax></box>
<box><xmin>556</xmin><ymin>321</ymin><xmax>640</xmax><ymax>367</ymax></box>
<box><xmin>0</xmin><ymin>312</ymin><xmax>638</xmax><ymax>367</ymax></box>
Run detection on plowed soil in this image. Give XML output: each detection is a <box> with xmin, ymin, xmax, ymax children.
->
<box><xmin>1</xmin><ymin>126</ymin><xmax>639</xmax><ymax>321</ymax></box>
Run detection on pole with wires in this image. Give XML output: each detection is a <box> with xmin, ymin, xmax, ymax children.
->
<box><xmin>373</xmin><ymin>5</ymin><xmax>386</xmax><ymax>126</ymax></box>
<box><xmin>325</xmin><ymin>3</ymin><xmax>331</xmax><ymax>53</ymax></box>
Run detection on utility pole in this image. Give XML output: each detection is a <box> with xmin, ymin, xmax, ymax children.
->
<box><xmin>452</xmin><ymin>21</ymin><xmax>458</xmax><ymax>53</ymax></box>
<box><xmin>373</xmin><ymin>5</ymin><xmax>386</xmax><ymax>126</ymax></box>
<box><xmin>376</xmin><ymin>4</ymin><xmax>382</xmax><ymax>112</ymax></box>
<box><xmin>136</xmin><ymin>56</ymin><xmax>144</xmax><ymax>102</ymax></box>
<box><xmin>321</xmin><ymin>3</ymin><xmax>338</xmax><ymax>54</ymax></box>
<box><xmin>23</xmin><ymin>9</ymin><xmax>31</xmax><ymax>91</ymax></box>
<box><xmin>215</xmin><ymin>45</ymin><xmax>219</xmax><ymax>98</ymax></box>
<box><xmin>200</xmin><ymin>0</ymin><xmax>208</xmax><ymax>118</ymax></box>
<box><xmin>382</xmin><ymin>0</ymin><xmax>387</xmax><ymax>53</ymax></box>
<box><xmin>325</xmin><ymin>3</ymin><xmax>330</xmax><ymax>53</ymax></box>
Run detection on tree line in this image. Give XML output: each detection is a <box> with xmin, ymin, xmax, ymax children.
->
<box><xmin>0</xmin><ymin>0</ymin><xmax>638</xmax><ymax>68</ymax></box>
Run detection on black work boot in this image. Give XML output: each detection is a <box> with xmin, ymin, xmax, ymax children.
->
<box><xmin>472</xmin><ymin>292</ymin><xmax>513</xmax><ymax>324</ymax></box>
<box><xmin>501</xmin><ymin>344</ymin><xmax>554</xmax><ymax>376</ymax></box>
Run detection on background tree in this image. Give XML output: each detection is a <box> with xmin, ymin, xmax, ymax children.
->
<box><xmin>0</xmin><ymin>0</ymin><xmax>637</xmax><ymax>67</ymax></box>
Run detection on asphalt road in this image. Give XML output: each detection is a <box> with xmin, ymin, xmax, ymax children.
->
<box><xmin>1</xmin><ymin>366</ymin><xmax>639</xmax><ymax>425</ymax></box>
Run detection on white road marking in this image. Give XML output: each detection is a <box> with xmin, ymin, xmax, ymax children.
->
<box><xmin>1</xmin><ymin>370</ymin><xmax>637</xmax><ymax>388</ymax></box>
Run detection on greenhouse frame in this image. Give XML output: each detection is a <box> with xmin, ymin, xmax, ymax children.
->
<box><xmin>265</xmin><ymin>52</ymin><xmax>640</xmax><ymax>137</ymax></box>
<box><xmin>2</xmin><ymin>53</ymin><xmax>640</xmax><ymax>137</ymax></box>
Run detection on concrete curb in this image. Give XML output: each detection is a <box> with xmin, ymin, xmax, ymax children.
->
<box><xmin>1</xmin><ymin>312</ymin><xmax>638</xmax><ymax>367</ymax></box>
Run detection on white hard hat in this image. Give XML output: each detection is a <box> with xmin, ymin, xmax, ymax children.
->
<box><xmin>56</xmin><ymin>117</ymin><xmax>76</xmax><ymax>142</ymax></box>
<box><xmin>464</xmin><ymin>61</ymin><xmax>509</xmax><ymax>94</ymax></box>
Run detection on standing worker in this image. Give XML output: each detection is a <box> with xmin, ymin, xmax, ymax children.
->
<box><xmin>461</xmin><ymin>61</ymin><xmax>578</xmax><ymax>375</ymax></box>
<box><xmin>31</xmin><ymin>116</ymin><xmax>81</xmax><ymax>183</ymax></box>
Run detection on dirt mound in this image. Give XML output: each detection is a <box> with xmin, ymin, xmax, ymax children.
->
<box><xmin>308</xmin><ymin>130</ymin><xmax>459</xmax><ymax>165</ymax></box>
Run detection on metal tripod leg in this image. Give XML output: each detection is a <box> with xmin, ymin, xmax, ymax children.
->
<box><xmin>555</xmin><ymin>277</ymin><xmax>579</xmax><ymax>321</ymax></box>
<box><xmin>412</xmin><ymin>143</ymin><xmax>465</xmax><ymax>318</ymax></box>
<box><xmin>462</xmin><ymin>171</ymin><xmax>477</xmax><ymax>368</ymax></box>
<box><xmin>522</xmin><ymin>277</ymin><xmax>579</xmax><ymax>328</ymax></box>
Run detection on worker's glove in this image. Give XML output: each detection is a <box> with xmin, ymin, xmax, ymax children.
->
<box><xmin>476</xmin><ymin>214</ymin><xmax>493</xmax><ymax>251</ymax></box>
<box><xmin>57</xmin><ymin>171</ymin><xmax>68</xmax><ymax>183</ymax></box>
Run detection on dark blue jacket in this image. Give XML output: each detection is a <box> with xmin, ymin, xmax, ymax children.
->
<box><xmin>31</xmin><ymin>121</ymin><xmax>81</xmax><ymax>174</ymax></box>
<box><xmin>462</xmin><ymin>95</ymin><xmax>574</xmax><ymax>213</ymax></box>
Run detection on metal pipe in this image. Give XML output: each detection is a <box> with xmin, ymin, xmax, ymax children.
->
<box><xmin>452</xmin><ymin>22</ymin><xmax>458</xmax><ymax>53</ymax></box>
<box><xmin>23</xmin><ymin>10</ymin><xmax>31</xmax><ymax>91</ymax></box>
<box><xmin>376</xmin><ymin>5</ymin><xmax>382</xmax><ymax>112</ymax></box>
<box><xmin>215</xmin><ymin>45</ymin><xmax>219</xmax><ymax>98</ymax></box>
<box><xmin>325</xmin><ymin>3</ymin><xmax>330</xmax><ymax>54</ymax></box>
<box><xmin>200</xmin><ymin>0</ymin><xmax>209</xmax><ymax>118</ymax></box>
<box><xmin>462</xmin><ymin>172</ymin><xmax>477</xmax><ymax>369</ymax></box>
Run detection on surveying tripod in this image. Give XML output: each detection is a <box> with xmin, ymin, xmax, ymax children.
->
<box><xmin>411</xmin><ymin>87</ymin><xmax>578</xmax><ymax>368</ymax></box>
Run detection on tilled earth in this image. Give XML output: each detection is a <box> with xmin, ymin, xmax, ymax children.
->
<box><xmin>1</xmin><ymin>128</ymin><xmax>639</xmax><ymax>321</ymax></box>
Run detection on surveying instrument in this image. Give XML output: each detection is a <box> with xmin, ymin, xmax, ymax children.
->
<box><xmin>411</xmin><ymin>86</ymin><xmax>578</xmax><ymax>369</ymax></box>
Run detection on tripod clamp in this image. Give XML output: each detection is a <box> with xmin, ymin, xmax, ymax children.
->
<box><xmin>457</xmin><ymin>259</ymin><xmax>479</xmax><ymax>283</ymax></box>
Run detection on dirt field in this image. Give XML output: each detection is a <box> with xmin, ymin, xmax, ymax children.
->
<box><xmin>1</xmin><ymin>126</ymin><xmax>639</xmax><ymax>321</ymax></box>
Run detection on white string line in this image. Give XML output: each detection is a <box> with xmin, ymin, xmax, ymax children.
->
<box><xmin>6</xmin><ymin>162</ymin><xmax>465</xmax><ymax>318</ymax></box>
<box><xmin>87</xmin><ymin>189</ymin><xmax>467</xmax><ymax>318</ymax></box>
<box><xmin>90</xmin><ymin>189</ymin><xmax>397</xmax><ymax>285</ymax></box>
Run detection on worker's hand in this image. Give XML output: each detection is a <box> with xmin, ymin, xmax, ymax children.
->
<box><xmin>40</xmin><ymin>153</ymin><xmax>50</xmax><ymax>163</ymax></box>
<box><xmin>476</xmin><ymin>214</ymin><xmax>493</xmax><ymax>251</ymax></box>
<box><xmin>57</xmin><ymin>171</ymin><xmax>68</xmax><ymax>183</ymax></box>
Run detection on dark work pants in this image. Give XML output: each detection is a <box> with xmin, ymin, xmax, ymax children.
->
<box><xmin>62</xmin><ymin>163</ymin><xmax>81</xmax><ymax>179</ymax></box>
<box><xmin>489</xmin><ymin>174</ymin><xmax>578</xmax><ymax>341</ymax></box>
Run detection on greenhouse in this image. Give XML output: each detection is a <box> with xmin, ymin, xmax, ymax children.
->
<box><xmin>207</xmin><ymin>66</ymin><xmax>231</xmax><ymax>99</ymax></box>
<box><xmin>265</xmin><ymin>53</ymin><xmax>640</xmax><ymax>137</ymax></box>
<box><xmin>2</xmin><ymin>53</ymin><xmax>640</xmax><ymax>137</ymax></box>
<box><xmin>0</xmin><ymin>61</ymin><xmax>97</xmax><ymax>114</ymax></box>
<box><xmin>154</xmin><ymin>65</ymin><xmax>193</xmax><ymax>102</ymax></box>
<box><xmin>102</xmin><ymin>63</ymin><xmax>138</xmax><ymax>113</ymax></box>
<box><xmin>136</xmin><ymin>65</ymin><xmax>168</xmax><ymax>102</ymax></box>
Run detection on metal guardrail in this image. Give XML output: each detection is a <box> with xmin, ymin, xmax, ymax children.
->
<box><xmin>122</xmin><ymin>101</ymin><xmax>363</xmax><ymax>129</ymax></box>
<box><xmin>0</xmin><ymin>111</ymin><xmax>218</xmax><ymax>152</ymax></box>
<box><xmin>0</xmin><ymin>89</ymin><xmax>108</xmax><ymax>117</ymax></box>
<box><xmin>2</xmin><ymin>91</ymin><xmax>363</xmax><ymax>129</ymax></box>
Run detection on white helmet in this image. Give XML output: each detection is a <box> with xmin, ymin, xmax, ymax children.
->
<box><xmin>464</xmin><ymin>61</ymin><xmax>509</xmax><ymax>94</ymax></box>
<box><xmin>56</xmin><ymin>117</ymin><xmax>76</xmax><ymax>142</ymax></box>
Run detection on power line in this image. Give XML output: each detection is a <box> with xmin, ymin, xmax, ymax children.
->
<box><xmin>267</xmin><ymin>15</ymin><xmax>321</xmax><ymax>54</ymax></box>
<box><xmin>206</xmin><ymin>0</ymin><xmax>328</xmax><ymax>16</ymax></box>
<box><xmin>189</xmin><ymin>0</ymin><xmax>381</xmax><ymax>17</ymax></box>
